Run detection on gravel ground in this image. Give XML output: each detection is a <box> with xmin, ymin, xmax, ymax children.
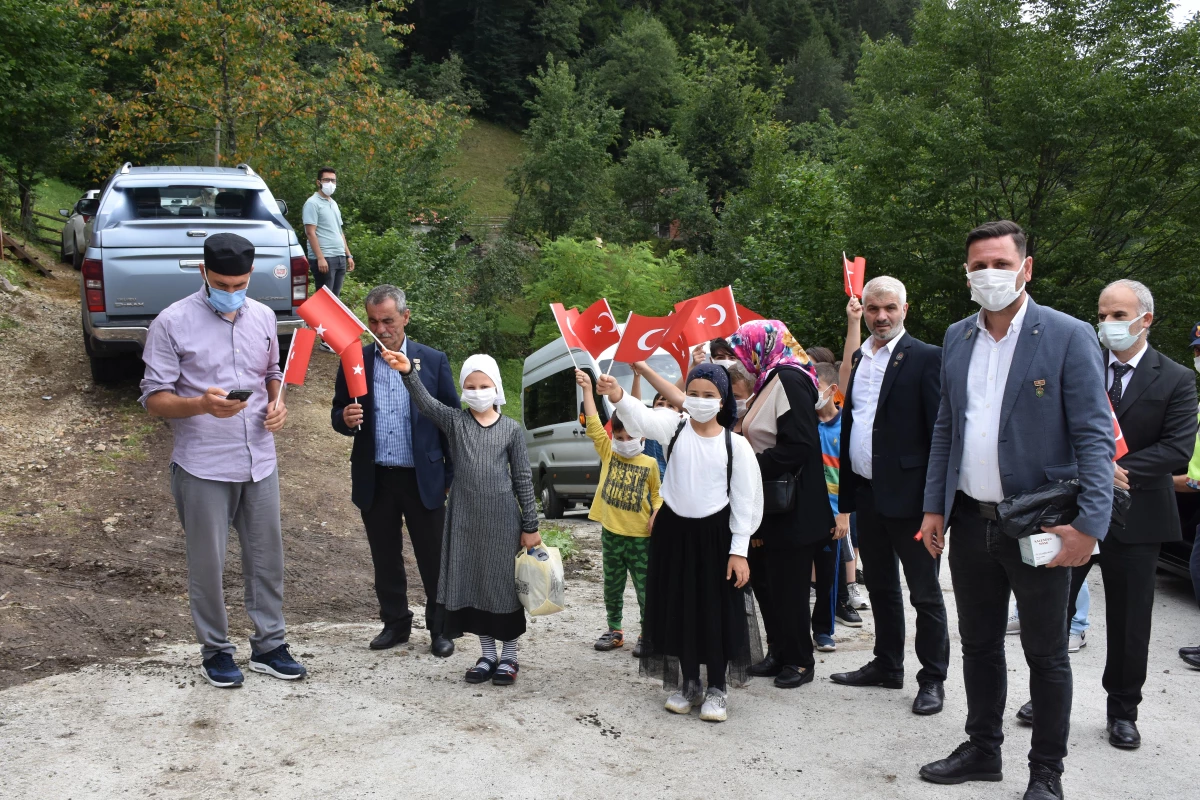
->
<box><xmin>2</xmin><ymin>512</ymin><xmax>1198</xmax><ymax>800</ymax></box>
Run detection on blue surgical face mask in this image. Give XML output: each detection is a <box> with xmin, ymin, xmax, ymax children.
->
<box><xmin>204</xmin><ymin>271</ymin><xmax>248</xmax><ymax>314</ymax></box>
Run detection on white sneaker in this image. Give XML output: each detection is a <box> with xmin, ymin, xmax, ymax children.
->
<box><xmin>846</xmin><ymin>582</ymin><xmax>870</xmax><ymax>610</ymax></box>
<box><xmin>699</xmin><ymin>687</ymin><xmax>728</xmax><ymax>722</ymax></box>
<box><xmin>1006</xmin><ymin>598</ymin><xmax>1020</xmax><ymax>635</ymax></box>
<box><xmin>665</xmin><ymin>691</ymin><xmax>696</xmax><ymax>715</ymax></box>
<box><xmin>1068</xmin><ymin>631</ymin><xmax>1087</xmax><ymax>653</ymax></box>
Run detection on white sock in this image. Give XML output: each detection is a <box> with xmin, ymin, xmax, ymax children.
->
<box><xmin>501</xmin><ymin>639</ymin><xmax>518</xmax><ymax>662</ymax></box>
<box><xmin>479</xmin><ymin>636</ymin><xmax>497</xmax><ymax>663</ymax></box>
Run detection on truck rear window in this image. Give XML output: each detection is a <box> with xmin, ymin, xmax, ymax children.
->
<box><xmin>103</xmin><ymin>185</ymin><xmax>271</xmax><ymax>221</ymax></box>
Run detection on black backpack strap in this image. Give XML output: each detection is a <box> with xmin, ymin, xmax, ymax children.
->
<box><xmin>725</xmin><ymin>427</ymin><xmax>733</xmax><ymax>497</ymax></box>
<box><xmin>665</xmin><ymin>418</ymin><xmax>687</xmax><ymax>461</ymax></box>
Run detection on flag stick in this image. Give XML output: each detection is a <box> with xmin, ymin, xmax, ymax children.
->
<box><xmin>604</xmin><ymin>313</ymin><xmax>633</xmax><ymax>376</ymax></box>
<box><xmin>273</xmin><ymin>383</ymin><xmax>286</xmax><ymax>412</ymax></box>
<box><xmin>563</xmin><ymin>339</ymin><xmax>581</xmax><ymax>372</ymax></box>
<box><xmin>353</xmin><ymin>396</ymin><xmax>361</xmax><ymax>432</ymax></box>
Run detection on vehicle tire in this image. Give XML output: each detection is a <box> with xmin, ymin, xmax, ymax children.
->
<box><xmin>72</xmin><ymin>249</ymin><xmax>83</xmax><ymax>271</ymax></box>
<box><xmin>88</xmin><ymin>354</ymin><xmax>127</xmax><ymax>385</ymax></box>
<box><xmin>541</xmin><ymin>477</ymin><xmax>565</xmax><ymax>520</ymax></box>
<box><xmin>277</xmin><ymin>334</ymin><xmax>292</xmax><ymax>370</ymax></box>
<box><xmin>60</xmin><ymin>241</ymin><xmax>69</xmax><ymax>264</ymax></box>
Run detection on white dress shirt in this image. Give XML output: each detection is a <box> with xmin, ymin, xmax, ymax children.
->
<box><xmin>1107</xmin><ymin>341</ymin><xmax>1147</xmax><ymax>395</ymax></box>
<box><xmin>849</xmin><ymin>331</ymin><xmax>905</xmax><ymax>480</ymax></box>
<box><xmin>959</xmin><ymin>297</ymin><xmax>1031</xmax><ymax>502</ymax></box>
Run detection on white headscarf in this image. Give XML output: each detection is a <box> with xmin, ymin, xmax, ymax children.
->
<box><xmin>459</xmin><ymin>353</ymin><xmax>506</xmax><ymax>408</ymax></box>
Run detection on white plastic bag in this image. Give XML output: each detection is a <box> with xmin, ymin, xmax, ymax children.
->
<box><xmin>515</xmin><ymin>545</ymin><xmax>565</xmax><ymax>616</ymax></box>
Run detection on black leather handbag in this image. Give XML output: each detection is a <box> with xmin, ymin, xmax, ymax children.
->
<box><xmin>763</xmin><ymin>469</ymin><xmax>801</xmax><ymax>515</ymax></box>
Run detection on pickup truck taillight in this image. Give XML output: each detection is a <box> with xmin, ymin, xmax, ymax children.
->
<box><xmin>81</xmin><ymin>258</ymin><xmax>105</xmax><ymax>312</ymax></box>
<box><xmin>290</xmin><ymin>255</ymin><xmax>309</xmax><ymax>306</ymax></box>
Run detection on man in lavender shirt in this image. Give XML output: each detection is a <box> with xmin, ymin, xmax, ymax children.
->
<box><xmin>140</xmin><ymin>233</ymin><xmax>307</xmax><ymax>688</ymax></box>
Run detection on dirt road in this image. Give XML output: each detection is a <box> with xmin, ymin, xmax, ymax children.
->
<box><xmin>3</xmin><ymin>259</ymin><xmax>1200</xmax><ymax>798</ymax></box>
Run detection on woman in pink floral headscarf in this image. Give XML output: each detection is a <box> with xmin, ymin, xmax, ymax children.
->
<box><xmin>728</xmin><ymin>319</ymin><xmax>834</xmax><ymax>690</ymax></box>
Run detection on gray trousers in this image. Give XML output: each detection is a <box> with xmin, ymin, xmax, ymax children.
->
<box><xmin>170</xmin><ymin>464</ymin><xmax>286</xmax><ymax>659</ymax></box>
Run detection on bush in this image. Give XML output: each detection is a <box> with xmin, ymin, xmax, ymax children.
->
<box><xmin>540</xmin><ymin>523</ymin><xmax>579</xmax><ymax>561</ymax></box>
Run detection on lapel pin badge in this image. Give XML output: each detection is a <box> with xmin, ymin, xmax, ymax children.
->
<box><xmin>413</xmin><ymin>358</ymin><xmax>422</xmax><ymax>372</ymax></box>
<box><xmin>1034</xmin><ymin>379</ymin><xmax>1045</xmax><ymax>398</ymax></box>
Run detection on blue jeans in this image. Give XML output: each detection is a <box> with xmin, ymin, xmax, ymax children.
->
<box><xmin>1070</xmin><ymin>582</ymin><xmax>1090</xmax><ymax>636</ymax></box>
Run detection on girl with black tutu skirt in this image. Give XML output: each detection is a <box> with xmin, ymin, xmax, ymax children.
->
<box><xmin>597</xmin><ymin>363</ymin><xmax>763</xmax><ymax>722</ymax></box>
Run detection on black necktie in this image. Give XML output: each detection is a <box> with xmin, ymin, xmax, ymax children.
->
<box><xmin>1109</xmin><ymin>362</ymin><xmax>1133</xmax><ymax>410</ymax></box>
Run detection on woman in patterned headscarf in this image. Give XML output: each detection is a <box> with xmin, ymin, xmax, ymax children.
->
<box><xmin>728</xmin><ymin>319</ymin><xmax>835</xmax><ymax>690</ymax></box>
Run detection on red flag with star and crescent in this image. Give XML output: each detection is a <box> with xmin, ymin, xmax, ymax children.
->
<box><xmin>341</xmin><ymin>341</ymin><xmax>369</xmax><ymax>398</ymax></box>
<box><xmin>1109</xmin><ymin>398</ymin><xmax>1129</xmax><ymax>461</ymax></box>
<box><xmin>613</xmin><ymin>300</ymin><xmax>697</xmax><ymax>365</ymax></box>
<box><xmin>735</xmin><ymin>303</ymin><xmax>765</xmax><ymax>324</ymax></box>
<box><xmin>282</xmin><ymin>327</ymin><xmax>317</xmax><ymax>385</ymax></box>
<box><xmin>673</xmin><ymin>286</ymin><xmax>739</xmax><ymax>346</ymax></box>
<box><xmin>573</xmin><ymin>299</ymin><xmax>622</xmax><ymax>358</ymax></box>
<box><xmin>550</xmin><ymin>302</ymin><xmax>584</xmax><ymax>350</ymax></box>
<box><xmin>298</xmin><ymin>286</ymin><xmax>368</xmax><ymax>354</ymax></box>
<box><xmin>843</xmin><ymin>253</ymin><xmax>866</xmax><ymax>298</ymax></box>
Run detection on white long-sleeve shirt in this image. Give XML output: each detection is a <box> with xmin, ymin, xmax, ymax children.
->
<box><xmin>615</xmin><ymin>394</ymin><xmax>764</xmax><ymax>556</ymax></box>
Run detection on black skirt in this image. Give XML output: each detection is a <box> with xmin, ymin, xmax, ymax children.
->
<box><xmin>439</xmin><ymin>604</ymin><xmax>526</xmax><ymax>642</ymax></box>
<box><xmin>639</xmin><ymin>503</ymin><xmax>762</xmax><ymax>695</ymax></box>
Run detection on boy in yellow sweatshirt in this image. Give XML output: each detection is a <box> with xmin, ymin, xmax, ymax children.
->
<box><xmin>576</xmin><ymin>370</ymin><xmax>663</xmax><ymax>657</ymax></box>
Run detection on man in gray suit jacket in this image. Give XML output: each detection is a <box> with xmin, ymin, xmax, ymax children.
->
<box><xmin>916</xmin><ymin>221</ymin><xmax>1115</xmax><ymax>800</ymax></box>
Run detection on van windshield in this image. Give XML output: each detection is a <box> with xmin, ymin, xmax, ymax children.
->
<box><xmin>598</xmin><ymin>354</ymin><xmax>683</xmax><ymax>403</ymax></box>
<box><xmin>101</xmin><ymin>184</ymin><xmax>275</xmax><ymax>222</ymax></box>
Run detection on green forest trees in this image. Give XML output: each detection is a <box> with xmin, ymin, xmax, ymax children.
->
<box><xmin>842</xmin><ymin>0</ymin><xmax>1200</xmax><ymax>360</ymax></box>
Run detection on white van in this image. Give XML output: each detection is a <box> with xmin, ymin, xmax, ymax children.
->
<box><xmin>522</xmin><ymin>333</ymin><xmax>683</xmax><ymax>518</ymax></box>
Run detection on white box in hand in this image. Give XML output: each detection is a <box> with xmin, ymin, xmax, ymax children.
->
<box><xmin>1019</xmin><ymin>532</ymin><xmax>1062</xmax><ymax>567</ymax></box>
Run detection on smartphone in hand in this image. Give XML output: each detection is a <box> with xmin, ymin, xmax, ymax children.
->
<box><xmin>224</xmin><ymin>389</ymin><xmax>253</xmax><ymax>402</ymax></box>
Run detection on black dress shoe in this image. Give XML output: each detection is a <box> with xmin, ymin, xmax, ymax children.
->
<box><xmin>1107</xmin><ymin>717</ymin><xmax>1141</xmax><ymax>749</ymax></box>
<box><xmin>370</xmin><ymin>625</ymin><xmax>410</xmax><ymax>650</ymax></box>
<box><xmin>830</xmin><ymin>662</ymin><xmax>903</xmax><ymax>689</ymax></box>
<box><xmin>1023</xmin><ymin>763</ymin><xmax>1063</xmax><ymax>799</ymax></box>
<box><xmin>774</xmin><ymin>665</ymin><xmax>814</xmax><ymax>689</ymax></box>
<box><xmin>747</xmin><ymin>651</ymin><xmax>782</xmax><ymax>678</ymax></box>
<box><xmin>1016</xmin><ymin>700</ymin><xmax>1034</xmax><ymax>725</ymax></box>
<box><xmin>431</xmin><ymin>634</ymin><xmax>455</xmax><ymax>658</ymax></box>
<box><xmin>919</xmin><ymin>741</ymin><xmax>1002</xmax><ymax>784</ymax></box>
<box><xmin>912</xmin><ymin>681</ymin><xmax>944</xmax><ymax>715</ymax></box>
<box><xmin>1180</xmin><ymin>646</ymin><xmax>1200</xmax><ymax>669</ymax></box>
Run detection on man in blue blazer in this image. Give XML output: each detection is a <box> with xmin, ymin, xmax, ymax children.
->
<box><xmin>916</xmin><ymin>221</ymin><xmax>1115</xmax><ymax>800</ymax></box>
<box><xmin>332</xmin><ymin>285</ymin><xmax>458</xmax><ymax>657</ymax></box>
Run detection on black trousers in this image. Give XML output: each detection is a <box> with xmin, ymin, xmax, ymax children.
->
<box><xmin>949</xmin><ymin>495</ymin><xmax>1073</xmax><ymax>774</ymax></box>
<box><xmin>855</xmin><ymin>482</ymin><xmax>949</xmax><ymax>683</ymax></box>
<box><xmin>1067</xmin><ymin>537</ymin><xmax>1161</xmax><ymax>721</ymax></box>
<box><xmin>760</xmin><ymin>536</ymin><xmax>825</xmax><ymax>670</ymax></box>
<box><xmin>748</xmin><ymin>536</ymin><xmax>776</xmax><ymax>647</ymax></box>
<box><xmin>810</xmin><ymin>539</ymin><xmax>843</xmax><ymax>636</ymax></box>
<box><xmin>360</xmin><ymin>466</ymin><xmax>445</xmax><ymax>633</ymax></box>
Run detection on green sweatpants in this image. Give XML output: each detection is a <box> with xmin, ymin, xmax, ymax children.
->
<box><xmin>601</xmin><ymin>528</ymin><xmax>649</xmax><ymax>631</ymax></box>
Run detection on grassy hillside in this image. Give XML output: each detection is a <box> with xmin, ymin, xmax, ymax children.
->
<box><xmin>445</xmin><ymin>119</ymin><xmax>524</xmax><ymax>219</ymax></box>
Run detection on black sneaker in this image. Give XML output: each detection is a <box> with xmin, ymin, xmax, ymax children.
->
<box><xmin>594</xmin><ymin>629</ymin><xmax>625</xmax><ymax>651</ymax></box>
<box><xmin>836</xmin><ymin>601</ymin><xmax>863</xmax><ymax>627</ymax></box>
<box><xmin>632</xmin><ymin>636</ymin><xmax>644</xmax><ymax>658</ymax></box>
<box><xmin>200</xmin><ymin>652</ymin><xmax>244</xmax><ymax>688</ymax></box>
<box><xmin>249</xmin><ymin>643</ymin><xmax>307</xmax><ymax>680</ymax></box>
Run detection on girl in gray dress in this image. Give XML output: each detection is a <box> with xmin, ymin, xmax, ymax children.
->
<box><xmin>382</xmin><ymin>350</ymin><xmax>540</xmax><ymax>686</ymax></box>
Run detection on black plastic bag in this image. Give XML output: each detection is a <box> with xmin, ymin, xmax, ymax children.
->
<box><xmin>995</xmin><ymin>479</ymin><xmax>1131</xmax><ymax>540</ymax></box>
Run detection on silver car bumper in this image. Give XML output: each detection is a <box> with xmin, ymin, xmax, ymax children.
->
<box><xmin>87</xmin><ymin>317</ymin><xmax>305</xmax><ymax>347</ymax></box>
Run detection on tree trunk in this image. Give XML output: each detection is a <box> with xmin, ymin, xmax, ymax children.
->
<box><xmin>17</xmin><ymin>164</ymin><xmax>34</xmax><ymax>234</ymax></box>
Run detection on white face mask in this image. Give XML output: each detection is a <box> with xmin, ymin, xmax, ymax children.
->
<box><xmin>815</xmin><ymin>387</ymin><xmax>833</xmax><ymax>411</ymax></box>
<box><xmin>713</xmin><ymin>359</ymin><xmax>738</xmax><ymax>370</ymax></box>
<box><xmin>684</xmin><ymin>396</ymin><xmax>721</xmax><ymax>423</ymax></box>
<box><xmin>462</xmin><ymin>388</ymin><xmax>497</xmax><ymax>412</ymax></box>
<box><xmin>967</xmin><ymin>267</ymin><xmax>1025</xmax><ymax>312</ymax></box>
<box><xmin>1097</xmin><ymin>317</ymin><xmax>1146</xmax><ymax>353</ymax></box>
<box><xmin>612</xmin><ymin>438</ymin><xmax>645</xmax><ymax>459</ymax></box>
<box><xmin>320</xmin><ymin>181</ymin><xmax>336</xmax><ymax>196</ymax></box>
<box><xmin>735</xmin><ymin>398</ymin><xmax>749</xmax><ymax>418</ymax></box>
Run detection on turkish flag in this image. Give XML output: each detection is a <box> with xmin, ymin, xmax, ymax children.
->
<box><xmin>735</xmin><ymin>303</ymin><xmax>765</xmax><ymax>324</ymax></box>
<box><xmin>660</xmin><ymin>331</ymin><xmax>691</xmax><ymax>376</ymax></box>
<box><xmin>298</xmin><ymin>286</ymin><xmax>368</xmax><ymax>354</ymax></box>
<box><xmin>843</xmin><ymin>253</ymin><xmax>866</xmax><ymax>298</ymax></box>
<box><xmin>574</xmin><ymin>299</ymin><xmax>621</xmax><ymax>358</ymax></box>
<box><xmin>341</xmin><ymin>342</ymin><xmax>369</xmax><ymax>398</ymax></box>
<box><xmin>1110</xmin><ymin>398</ymin><xmax>1129</xmax><ymax>460</ymax></box>
<box><xmin>673</xmin><ymin>286</ymin><xmax>739</xmax><ymax>346</ymax></box>
<box><xmin>282</xmin><ymin>327</ymin><xmax>316</xmax><ymax>385</ymax></box>
<box><xmin>550</xmin><ymin>302</ymin><xmax>584</xmax><ymax>350</ymax></box>
<box><xmin>613</xmin><ymin>301</ymin><xmax>696</xmax><ymax>365</ymax></box>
